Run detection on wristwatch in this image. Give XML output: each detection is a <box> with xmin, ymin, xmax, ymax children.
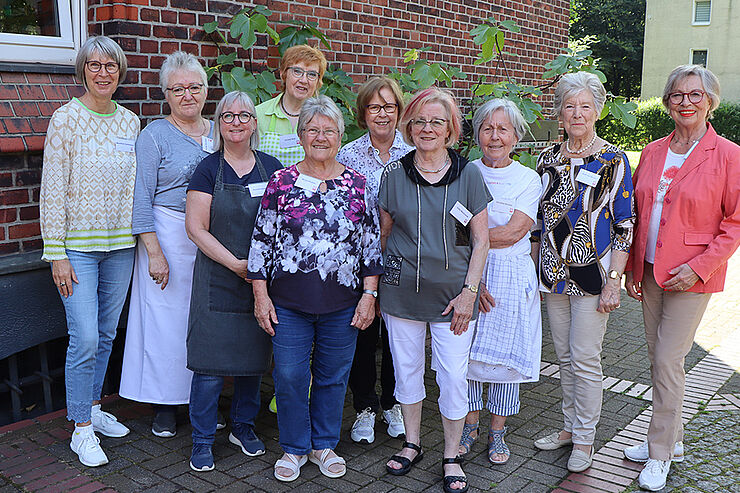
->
<box><xmin>464</xmin><ymin>284</ymin><xmax>479</xmax><ymax>293</ymax></box>
<box><xmin>608</xmin><ymin>269</ymin><xmax>622</xmax><ymax>280</ymax></box>
<box><xmin>363</xmin><ymin>289</ymin><xmax>378</xmax><ymax>298</ymax></box>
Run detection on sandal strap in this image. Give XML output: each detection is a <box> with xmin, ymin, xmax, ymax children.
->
<box><xmin>488</xmin><ymin>428</ymin><xmax>510</xmax><ymax>455</ymax></box>
<box><xmin>402</xmin><ymin>441</ymin><xmax>422</xmax><ymax>453</ymax></box>
<box><xmin>275</xmin><ymin>454</ymin><xmax>302</xmax><ymax>471</ymax></box>
<box><xmin>444</xmin><ymin>475</ymin><xmax>467</xmax><ymax>484</ymax></box>
<box><xmin>442</xmin><ymin>456</ymin><xmax>464</xmax><ymax>465</ymax></box>
<box><xmin>389</xmin><ymin>454</ymin><xmax>411</xmax><ymax>468</ymax></box>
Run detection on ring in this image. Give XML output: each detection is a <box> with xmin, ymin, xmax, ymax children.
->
<box><xmin>60</xmin><ymin>282</ymin><xmax>66</xmax><ymax>286</ymax></box>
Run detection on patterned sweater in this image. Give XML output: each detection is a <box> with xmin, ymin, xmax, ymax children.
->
<box><xmin>40</xmin><ymin>98</ymin><xmax>140</xmax><ymax>261</ymax></box>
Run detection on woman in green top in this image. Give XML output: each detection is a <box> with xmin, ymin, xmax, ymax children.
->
<box><xmin>255</xmin><ymin>45</ymin><xmax>327</xmax><ymax>167</ymax></box>
<box><xmin>379</xmin><ymin>88</ymin><xmax>490</xmax><ymax>493</ymax></box>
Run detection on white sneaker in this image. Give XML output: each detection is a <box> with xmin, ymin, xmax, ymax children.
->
<box><xmin>350</xmin><ymin>408</ymin><xmax>376</xmax><ymax>443</ymax></box>
<box><xmin>91</xmin><ymin>404</ymin><xmax>130</xmax><ymax>438</ymax></box>
<box><xmin>639</xmin><ymin>458</ymin><xmax>670</xmax><ymax>491</ymax></box>
<box><xmin>70</xmin><ymin>425</ymin><xmax>109</xmax><ymax>467</ymax></box>
<box><xmin>382</xmin><ymin>404</ymin><xmax>405</xmax><ymax>438</ymax></box>
<box><xmin>624</xmin><ymin>441</ymin><xmax>684</xmax><ymax>463</ymax></box>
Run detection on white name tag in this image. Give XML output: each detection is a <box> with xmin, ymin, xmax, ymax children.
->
<box><xmin>247</xmin><ymin>182</ymin><xmax>267</xmax><ymax>197</ymax></box>
<box><xmin>450</xmin><ymin>201</ymin><xmax>473</xmax><ymax>226</ymax></box>
<box><xmin>201</xmin><ymin>136</ymin><xmax>214</xmax><ymax>153</ymax></box>
<box><xmin>279</xmin><ymin>134</ymin><xmax>300</xmax><ymax>148</ymax></box>
<box><xmin>295</xmin><ymin>173</ymin><xmax>321</xmax><ymax>193</ymax></box>
<box><xmin>491</xmin><ymin>198</ymin><xmax>515</xmax><ymax>215</ymax></box>
<box><xmin>115</xmin><ymin>137</ymin><xmax>135</xmax><ymax>153</ymax></box>
<box><xmin>576</xmin><ymin>168</ymin><xmax>600</xmax><ymax>187</ymax></box>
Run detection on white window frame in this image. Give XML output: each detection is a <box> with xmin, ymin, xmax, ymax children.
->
<box><xmin>690</xmin><ymin>49</ymin><xmax>709</xmax><ymax>67</ymax></box>
<box><xmin>0</xmin><ymin>0</ymin><xmax>86</xmax><ymax>65</ymax></box>
<box><xmin>692</xmin><ymin>0</ymin><xmax>711</xmax><ymax>25</ymax></box>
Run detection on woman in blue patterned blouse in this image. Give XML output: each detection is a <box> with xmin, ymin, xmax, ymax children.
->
<box><xmin>247</xmin><ymin>96</ymin><xmax>382</xmax><ymax>483</ymax></box>
<box><xmin>531</xmin><ymin>71</ymin><xmax>635</xmax><ymax>473</ymax></box>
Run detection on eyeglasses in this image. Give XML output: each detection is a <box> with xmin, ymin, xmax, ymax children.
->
<box><xmin>302</xmin><ymin>127</ymin><xmax>339</xmax><ymax>138</ymax></box>
<box><xmin>85</xmin><ymin>61</ymin><xmax>119</xmax><ymax>74</ymax></box>
<box><xmin>220</xmin><ymin>111</ymin><xmax>255</xmax><ymax>124</ymax></box>
<box><xmin>411</xmin><ymin>118</ymin><xmax>447</xmax><ymax>130</ymax></box>
<box><xmin>166</xmin><ymin>84</ymin><xmax>204</xmax><ymax>97</ymax></box>
<box><xmin>669</xmin><ymin>90</ymin><xmax>705</xmax><ymax>105</ymax></box>
<box><xmin>288</xmin><ymin>66</ymin><xmax>320</xmax><ymax>81</ymax></box>
<box><xmin>366</xmin><ymin>103</ymin><xmax>398</xmax><ymax>114</ymax></box>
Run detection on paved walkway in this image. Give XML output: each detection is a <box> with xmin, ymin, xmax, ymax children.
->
<box><xmin>1</xmin><ymin>255</ymin><xmax>739</xmax><ymax>493</ymax></box>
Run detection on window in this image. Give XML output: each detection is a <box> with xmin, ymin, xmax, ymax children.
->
<box><xmin>693</xmin><ymin>0</ymin><xmax>711</xmax><ymax>24</ymax></box>
<box><xmin>0</xmin><ymin>0</ymin><xmax>85</xmax><ymax>65</ymax></box>
<box><xmin>691</xmin><ymin>49</ymin><xmax>708</xmax><ymax>67</ymax></box>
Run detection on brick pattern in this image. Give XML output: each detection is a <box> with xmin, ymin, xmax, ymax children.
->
<box><xmin>0</xmin><ymin>0</ymin><xmax>568</xmax><ymax>253</ymax></box>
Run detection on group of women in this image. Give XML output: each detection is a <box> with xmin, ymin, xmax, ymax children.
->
<box><xmin>39</xmin><ymin>35</ymin><xmax>740</xmax><ymax>493</ymax></box>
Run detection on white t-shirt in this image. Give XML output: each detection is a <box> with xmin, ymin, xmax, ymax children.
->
<box><xmin>473</xmin><ymin>159</ymin><xmax>542</xmax><ymax>257</ymax></box>
<box><xmin>645</xmin><ymin>145</ymin><xmax>697</xmax><ymax>263</ymax></box>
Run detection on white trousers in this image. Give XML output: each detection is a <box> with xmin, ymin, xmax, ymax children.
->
<box><xmin>383</xmin><ymin>313</ymin><xmax>475</xmax><ymax>420</ymax></box>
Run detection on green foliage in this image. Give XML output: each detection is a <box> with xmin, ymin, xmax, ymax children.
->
<box><xmin>570</xmin><ymin>0</ymin><xmax>645</xmax><ymax>98</ymax></box>
<box><xmin>201</xmin><ymin>10</ymin><xmax>640</xmax><ymax>155</ymax></box>
<box><xmin>596</xmin><ymin>98</ymin><xmax>740</xmax><ymax>149</ymax></box>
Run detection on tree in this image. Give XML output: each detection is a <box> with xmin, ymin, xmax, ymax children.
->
<box><xmin>570</xmin><ymin>0</ymin><xmax>646</xmax><ymax>98</ymax></box>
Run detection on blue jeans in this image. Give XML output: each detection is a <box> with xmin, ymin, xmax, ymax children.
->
<box><xmin>60</xmin><ymin>248</ymin><xmax>135</xmax><ymax>423</ymax></box>
<box><xmin>272</xmin><ymin>305</ymin><xmax>358</xmax><ymax>455</ymax></box>
<box><xmin>189</xmin><ymin>373</ymin><xmax>262</xmax><ymax>445</ymax></box>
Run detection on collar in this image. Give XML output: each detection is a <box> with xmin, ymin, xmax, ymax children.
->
<box><xmin>399</xmin><ymin>148</ymin><xmax>468</xmax><ymax>187</ymax></box>
<box><xmin>261</xmin><ymin>94</ymin><xmax>288</xmax><ymax>119</ymax></box>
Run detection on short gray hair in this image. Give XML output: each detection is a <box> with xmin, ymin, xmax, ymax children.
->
<box><xmin>553</xmin><ymin>71</ymin><xmax>606</xmax><ymax>118</ymax></box>
<box><xmin>662</xmin><ymin>64</ymin><xmax>721</xmax><ymax>119</ymax></box>
<box><xmin>75</xmin><ymin>36</ymin><xmax>128</xmax><ymax>91</ymax></box>
<box><xmin>297</xmin><ymin>95</ymin><xmax>345</xmax><ymax>136</ymax></box>
<box><xmin>473</xmin><ymin>98</ymin><xmax>530</xmax><ymax>147</ymax></box>
<box><xmin>212</xmin><ymin>91</ymin><xmax>259</xmax><ymax>151</ymax></box>
<box><xmin>159</xmin><ymin>51</ymin><xmax>208</xmax><ymax>92</ymax></box>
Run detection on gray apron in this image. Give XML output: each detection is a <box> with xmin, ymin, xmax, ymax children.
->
<box><xmin>186</xmin><ymin>152</ymin><xmax>272</xmax><ymax>376</ymax></box>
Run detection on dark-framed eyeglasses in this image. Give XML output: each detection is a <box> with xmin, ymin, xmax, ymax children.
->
<box><xmin>411</xmin><ymin>118</ymin><xmax>447</xmax><ymax>130</ymax></box>
<box><xmin>166</xmin><ymin>84</ymin><xmax>204</xmax><ymax>97</ymax></box>
<box><xmin>220</xmin><ymin>111</ymin><xmax>255</xmax><ymax>124</ymax></box>
<box><xmin>668</xmin><ymin>90</ymin><xmax>705</xmax><ymax>105</ymax></box>
<box><xmin>288</xmin><ymin>66</ymin><xmax>320</xmax><ymax>81</ymax></box>
<box><xmin>85</xmin><ymin>61</ymin><xmax>120</xmax><ymax>74</ymax></box>
<box><xmin>366</xmin><ymin>103</ymin><xmax>398</xmax><ymax>114</ymax></box>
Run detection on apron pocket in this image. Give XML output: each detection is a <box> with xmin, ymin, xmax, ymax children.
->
<box><xmin>208</xmin><ymin>261</ymin><xmax>254</xmax><ymax>313</ymax></box>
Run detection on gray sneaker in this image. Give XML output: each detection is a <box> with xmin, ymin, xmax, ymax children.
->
<box><xmin>152</xmin><ymin>408</ymin><xmax>176</xmax><ymax>438</ymax></box>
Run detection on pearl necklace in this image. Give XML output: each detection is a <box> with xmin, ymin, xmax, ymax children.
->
<box><xmin>566</xmin><ymin>133</ymin><xmax>597</xmax><ymax>154</ymax></box>
<box><xmin>414</xmin><ymin>154</ymin><xmax>450</xmax><ymax>174</ymax></box>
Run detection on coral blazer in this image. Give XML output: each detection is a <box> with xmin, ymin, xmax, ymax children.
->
<box><xmin>627</xmin><ymin>123</ymin><xmax>740</xmax><ymax>293</ymax></box>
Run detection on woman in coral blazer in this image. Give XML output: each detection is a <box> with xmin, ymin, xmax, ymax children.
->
<box><xmin>624</xmin><ymin>64</ymin><xmax>740</xmax><ymax>492</ymax></box>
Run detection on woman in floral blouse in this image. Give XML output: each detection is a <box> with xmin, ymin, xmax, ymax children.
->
<box><xmin>247</xmin><ymin>96</ymin><xmax>382</xmax><ymax>482</ymax></box>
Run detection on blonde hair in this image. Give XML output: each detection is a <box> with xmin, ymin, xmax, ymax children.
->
<box><xmin>662</xmin><ymin>64</ymin><xmax>721</xmax><ymax>119</ymax></box>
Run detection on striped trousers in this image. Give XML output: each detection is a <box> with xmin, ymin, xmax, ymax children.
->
<box><xmin>467</xmin><ymin>380</ymin><xmax>520</xmax><ymax>416</ymax></box>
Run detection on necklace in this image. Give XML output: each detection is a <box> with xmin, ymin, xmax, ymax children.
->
<box><xmin>414</xmin><ymin>154</ymin><xmax>450</xmax><ymax>173</ymax></box>
<box><xmin>171</xmin><ymin>116</ymin><xmax>207</xmax><ymax>138</ymax></box>
<box><xmin>672</xmin><ymin>129</ymin><xmax>706</xmax><ymax>146</ymax></box>
<box><xmin>565</xmin><ymin>133</ymin><xmax>597</xmax><ymax>154</ymax></box>
<box><xmin>280</xmin><ymin>96</ymin><xmax>300</xmax><ymax>117</ymax></box>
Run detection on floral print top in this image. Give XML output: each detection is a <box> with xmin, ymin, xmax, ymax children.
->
<box><xmin>247</xmin><ymin>165</ymin><xmax>383</xmax><ymax>314</ymax></box>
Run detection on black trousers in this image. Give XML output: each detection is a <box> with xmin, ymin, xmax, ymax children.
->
<box><xmin>348</xmin><ymin>316</ymin><xmax>397</xmax><ymax>413</ymax></box>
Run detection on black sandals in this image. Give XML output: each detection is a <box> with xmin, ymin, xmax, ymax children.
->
<box><xmin>386</xmin><ymin>441</ymin><xmax>424</xmax><ymax>476</ymax></box>
<box><xmin>442</xmin><ymin>455</ymin><xmax>469</xmax><ymax>493</ymax></box>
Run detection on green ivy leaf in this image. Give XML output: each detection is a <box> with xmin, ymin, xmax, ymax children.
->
<box><xmin>204</xmin><ymin>20</ymin><xmax>219</xmax><ymax>33</ymax></box>
<box><xmin>499</xmin><ymin>19</ymin><xmax>520</xmax><ymax>33</ymax></box>
<box><xmin>216</xmin><ymin>52</ymin><xmax>237</xmax><ymax>66</ymax></box>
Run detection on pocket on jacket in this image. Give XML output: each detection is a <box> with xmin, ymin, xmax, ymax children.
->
<box><xmin>684</xmin><ymin>232</ymin><xmax>714</xmax><ymax>245</ymax></box>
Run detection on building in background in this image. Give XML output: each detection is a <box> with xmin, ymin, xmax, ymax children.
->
<box><xmin>0</xmin><ymin>0</ymin><xmax>569</xmax><ymax>425</ymax></box>
<box><xmin>641</xmin><ymin>0</ymin><xmax>740</xmax><ymax>101</ymax></box>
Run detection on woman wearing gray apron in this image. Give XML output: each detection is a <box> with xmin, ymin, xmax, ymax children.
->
<box><xmin>256</xmin><ymin>44</ymin><xmax>327</xmax><ymax>168</ymax></box>
<box><xmin>184</xmin><ymin>92</ymin><xmax>283</xmax><ymax>472</ymax></box>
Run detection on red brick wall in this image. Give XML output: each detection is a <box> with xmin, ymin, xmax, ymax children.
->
<box><xmin>0</xmin><ymin>0</ymin><xmax>569</xmax><ymax>256</ymax></box>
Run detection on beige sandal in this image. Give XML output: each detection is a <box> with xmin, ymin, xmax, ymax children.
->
<box><xmin>274</xmin><ymin>453</ymin><xmax>307</xmax><ymax>482</ymax></box>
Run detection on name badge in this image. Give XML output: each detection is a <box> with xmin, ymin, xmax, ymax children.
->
<box><xmin>576</xmin><ymin>168</ymin><xmax>600</xmax><ymax>187</ymax></box>
<box><xmin>247</xmin><ymin>182</ymin><xmax>267</xmax><ymax>197</ymax></box>
<box><xmin>449</xmin><ymin>201</ymin><xmax>472</xmax><ymax>226</ymax></box>
<box><xmin>491</xmin><ymin>198</ymin><xmax>515</xmax><ymax>215</ymax></box>
<box><xmin>279</xmin><ymin>134</ymin><xmax>300</xmax><ymax>148</ymax></box>
<box><xmin>114</xmin><ymin>137</ymin><xmax>135</xmax><ymax>153</ymax></box>
<box><xmin>201</xmin><ymin>136</ymin><xmax>214</xmax><ymax>153</ymax></box>
<box><xmin>295</xmin><ymin>173</ymin><xmax>321</xmax><ymax>193</ymax></box>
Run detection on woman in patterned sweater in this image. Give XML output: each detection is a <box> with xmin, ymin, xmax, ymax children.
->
<box><xmin>40</xmin><ymin>36</ymin><xmax>139</xmax><ymax>468</ymax></box>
